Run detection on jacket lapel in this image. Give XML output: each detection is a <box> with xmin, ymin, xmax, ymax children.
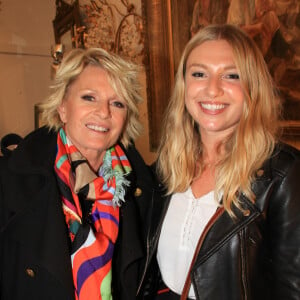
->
<box><xmin>195</xmin><ymin>162</ymin><xmax>272</xmax><ymax>265</ymax></box>
<box><xmin>195</xmin><ymin>197</ymin><xmax>261</xmax><ymax>265</ymax></box>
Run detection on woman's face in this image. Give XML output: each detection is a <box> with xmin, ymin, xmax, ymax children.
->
<box><xmin>184</xmin><ymin>39</ymin><xmax>245</xmax><ymax>140</ymax></box>
<box><xmin>58</xmin><ymin>65</ymin><xmax>127</xmax><ymax>167</ymax></box>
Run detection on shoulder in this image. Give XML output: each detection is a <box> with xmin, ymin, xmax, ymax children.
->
<box><xmin>121</xmin><ymin>142</ymin><xmax>159</xmax><ymax>206</ymax></box>
<box><xmin>268</xmin><ymin>142</ymin><xmax>300</xmax><ymax>178</ymax></box>
<box><xmin>20</xmin><ymin>126</ymin><xmax>57</xmax><ymax>148</ymax></box>
<box><xmin>252</xmin><ymin>142</ymin><xmax>300</xmax><ymax>209</ymax></box>
<box><xmin>2</xmin><ymin>127</ymin><xmax>57</xmax><ymax>172</ymax></box>
<box><xmin>259</xmin><ymin>143</ymin><xmax>300</xmax><ymax>211</ymax></box>
<box><xmin>122</xmin><ymin>143</ymin><xmax>146</xmax><ymax>166</ymax></box>
<box><xmin>121</xmin><ymin>142</ymin><xmax>156</xmax><ymax>182</ymax></box>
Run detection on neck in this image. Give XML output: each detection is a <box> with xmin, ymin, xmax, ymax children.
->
<box><xmin>201</xmin><ymin>144</ymin><xmax>220</xmax><ymax>166</ymax></box>
<box><xmin>83</xmin><ymin>151</ymin><xmax>105</xmax><ymax>173</ymax></box>
<box><xmin>200</xmin><ymin>130</ymin><xmax>231</xmax><ymax>165</ymax></box>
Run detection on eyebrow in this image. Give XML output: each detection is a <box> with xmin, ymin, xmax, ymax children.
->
<box><xmin>187</xmin><ymin>63</ymin><xmax>238</xmax><ymax>71</ymax></box>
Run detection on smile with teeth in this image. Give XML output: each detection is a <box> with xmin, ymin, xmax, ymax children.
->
<box><xmin>86</xmin><ymin>124</ymin><xmax>109</xmax><ymax>132</ymax></box>
<box><xmin>200</xmin><ymin>102</ymin><xmax>226</xmax><ymax>111</ymax></box>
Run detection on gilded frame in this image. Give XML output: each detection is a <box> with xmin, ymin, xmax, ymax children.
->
<box><xmin>142</xmin><ymin>0</ymin><xmax>195</xmax><ymax>150</ymax></box>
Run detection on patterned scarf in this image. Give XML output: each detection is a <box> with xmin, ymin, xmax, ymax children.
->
<box><xmin>54</xmin><ymin>128</ymin><xmax>131</xmax><ymax>300</ymax></box>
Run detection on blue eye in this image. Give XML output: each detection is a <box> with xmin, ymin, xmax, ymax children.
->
<box><xmin>227</xmin><ymin>74</ymin><xmax>240</xmax><ymax>79</ymax></box>
<box><xmin>192</xmin><ymin>72</ymin><xmax>205</xmax><ymax>78</ymax></box>
<box><xmin>111</xmin><ymin>101</ymin><xmax>126</xmax><ymax>109</ymax></box>
<box><xmin>82</xmin><ymin>95</ymin><xmax>94</xmax><ymax>101</ymax></box>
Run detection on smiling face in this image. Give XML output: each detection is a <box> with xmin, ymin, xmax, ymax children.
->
<box><xmin>184</xmin><ymin>39</ymin><xmax>245</xmax><ymax>141</ymax></box>
<box><xmin>58</xmin><ymin>65</ymin><xmax>128</xmax><ymax>169</ymax></box>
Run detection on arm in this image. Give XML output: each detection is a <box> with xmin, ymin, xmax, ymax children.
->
<box><xmin>0</xmin><ymin>157</ymin><xmax>5</xmax><ymax>300</ymax></box>
<box><xmin>269</xmin><ymin>153</ymin><xmax>300</xmax><ymax>299</ymax></box>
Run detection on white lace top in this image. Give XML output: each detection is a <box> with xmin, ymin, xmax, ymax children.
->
<box><xmin>157</xmin><ymin>187</ymin><xmax>219</xmax><ymax>298</ymax></box>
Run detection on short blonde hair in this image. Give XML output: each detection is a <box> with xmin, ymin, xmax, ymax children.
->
<box><xmin>157</xmin><ymin>24</ymin><xmax>281</xmax><ymax>216</ymax></box>
<box><xmin>40</xmin><ymin>47</ymin><xmax>143</xmax><ymax>147</ymax></box>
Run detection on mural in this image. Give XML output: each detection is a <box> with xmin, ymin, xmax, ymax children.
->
<box><xmin>52</xmin><ymin>0</ymin><xmax>145</xmax><ymax>65</ymax></box>
<box><xmin>79</xmin><ymin>0</ymin><xmax>145</xmax><ymax>64</ymax></box>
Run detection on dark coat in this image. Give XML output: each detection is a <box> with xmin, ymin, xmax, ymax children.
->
<box><xmin>0</xmin><ymin>127</ymin><xmax>155</xmax><ymax>300</ymax></box>
<box><xmin>140</xmin><ymin>143</ymin><xmax>300</xmax><ymax>300</ymax></box>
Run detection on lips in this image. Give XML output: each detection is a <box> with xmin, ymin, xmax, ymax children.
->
<box><xmin>86</xmin><ymin>124</ymin><xmax>109</xmax><ymax>132</ymax></box>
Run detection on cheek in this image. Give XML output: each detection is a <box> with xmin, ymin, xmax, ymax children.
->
<box><xmin>184</xmin><ymin>82</ymin><xmax>193</xmax><ymax>103</ymax></box>
<box><xmin>67</xmin><ymin>103</ymin><xmax>89</xmax><ymax>121</ymax></box>
<box><xmin>185</xmin><ymin>80</ymin><xmax>197</xmax><ymax>96</ymax></box>
<box><xmin>186</xmin><ymin>82</ymin><xmax>206</xmax><ymax>103</ymax></box>
<box><xmin>60</xmin><ymin>106</ymin><xmax>82</xmax><ymax>126</ymax></box>
<box><xmin>114</xmin><ymin>109</ymin><xmax>128</xmax><ymax>122</ymax></box>
<box><xmin>225</xmin><ymin>85</ymin><xmax>244</xmax><ymax>101</ymax></box>
<box><xmin>119</xmin><ymin>115</ymin><xmax>128</xmax><ymax>130</ymax></box>
<box><xmin>184</xmin><ymin>96</ymin><xmax>196</xmax><ymax>118</ymax></box>
<box><xmin>231</xmin><ymin>89</ymin><xmax>245</xmax><ymax>118</ymax></box>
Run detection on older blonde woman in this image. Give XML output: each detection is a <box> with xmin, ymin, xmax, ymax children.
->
<box><xmin>0</xmin><ymin>48</ymin><xmax>155</xmax><ymax>300</ymax></box>
<box><xmin>140</xmin><ymin>24</ymin><xmax>300</xmax><ymax>300</ymax></box>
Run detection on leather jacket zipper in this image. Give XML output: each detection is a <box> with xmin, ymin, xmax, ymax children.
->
<box><xmin>240</xmin><ymin>228</ymin><xmax>249</xmax><ymax>300</ymax></box>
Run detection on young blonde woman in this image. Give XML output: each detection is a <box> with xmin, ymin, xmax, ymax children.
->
<box><xmin>139</xmin><ymin>24</ymin><xmax>300</xmax><ymax>300</ymax></box>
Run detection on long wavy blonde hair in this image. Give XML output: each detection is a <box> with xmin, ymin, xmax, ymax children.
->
<box><xmin>39</xmin><ymin>47</ymin><xmax>143</xmax><ymax>147</ymax></box>
<box><xmin>157</xmin><ymin>24</ymin><xmax>281</xmax><ymax>216</ymax></box>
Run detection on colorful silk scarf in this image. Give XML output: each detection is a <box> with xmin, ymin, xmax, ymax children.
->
<box><xmin>54</xmin><ymin>128</ymin><xmax>132</xmax><ymax>300</ymax></box>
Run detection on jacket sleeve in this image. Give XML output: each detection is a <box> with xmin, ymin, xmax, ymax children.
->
<box><xmin>269</xmin><ymin>151</ymin><xmax>300</xmax><ymax>299</ymax></box>
<box><xmin>0</xmin><ymin>157</ymin><xmax>6</xmax><ymax>299</ymax></box>
<box><xmin>0</xmin><ymin>156</ymin><xmax>8</xmax><ymax>230</ymax></box>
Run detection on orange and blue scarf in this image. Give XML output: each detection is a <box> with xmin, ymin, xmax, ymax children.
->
<box><xmin>54</xmin><ymin>128</ymin><xmax>131</xmax><ymax>300</ymax></box>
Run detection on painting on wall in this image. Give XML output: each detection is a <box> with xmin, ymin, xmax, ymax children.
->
<box><xmin>78</xmin><ymin>0</ymin><xmax>145</xmax><ymax>65</ymax></box>
<box><xmin>144</xmin><ymin>0</ymin><xmax>300</xmax><ymax>149</ymax></box>
<box><xmin>52</xmin><ymin>0</ymin><xmax>145</xmax><ymax>64</ymax></box>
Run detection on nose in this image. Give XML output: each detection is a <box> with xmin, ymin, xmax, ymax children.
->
<box><xmin>206</xmin><ymin>76</ymin><xmax>223</xmax><ymax>98</ymax></box>
<box><xmin>95</xmin><ymin>101</ymin><xmax>111</xmax><ymax>119</ymax></box>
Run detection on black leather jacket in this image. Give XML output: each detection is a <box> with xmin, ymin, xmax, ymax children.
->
<box><xmin>139</xmin><ymin>143</ymin><xmax>300</xmax><ymax>300</ymax></box>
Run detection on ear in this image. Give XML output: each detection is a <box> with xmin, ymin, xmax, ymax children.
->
<box><xmin>57</xmin><ymin>102</ymin><xmax>67</xmax><ymax>123</ymax></box>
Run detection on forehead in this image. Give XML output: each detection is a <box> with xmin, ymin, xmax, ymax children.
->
<box><xmin>78</xmin><ymin>64</ymin><xmax>108</xmax><ymax>79</ymax></box>
<box><xmin>64</xmin><ymin>65</ymin><xmax>116</xmax><ymax>100</ymax></box>
<box><xmin>186</xmin><ymin>40</ymin><xmax>235</xmax><ymax>66</ymax></box>
<box><xmin>68</xmin><ymin>65</ymin><xmax>115</xmax><ymax>90</ymax></box>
